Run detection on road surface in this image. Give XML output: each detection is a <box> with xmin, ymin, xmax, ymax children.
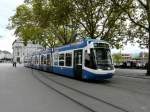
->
<box><xmin>0</xmin><ymin>63</ymin><xmax>150</xmax><ymax>112</ymax></box>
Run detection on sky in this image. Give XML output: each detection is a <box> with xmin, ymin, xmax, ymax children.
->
<box><xmin>0</xmin><ymin>0</ymin><xmax>148</xmax><ymax>54</ymax></box>
<box><xmin>112</xmin><ymin>43</ymin><xmax>148</xmax><ymax>54</ymax></box>
<box><xmin>0</xmin><ymin>0</ymin><xmax>23</xmax><ymax>53</ymax></box>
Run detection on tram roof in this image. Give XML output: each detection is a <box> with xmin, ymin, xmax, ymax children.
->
<box><xmin>52</xmin><ymin>39</ymin><xmax>108</xmax><ymax>52</ymax></box>
<box><xmin>34</xmin><ymin>39</ymin><xmax>108</xmax><ymax>55</ymax></box>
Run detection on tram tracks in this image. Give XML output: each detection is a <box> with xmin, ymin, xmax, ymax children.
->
<box><xmin>30</xmin><ymin>68</ymin><xmax>131</xmax><ymax>112</ymax></box>
<box><xmin>31</xmin><ymin>69</ymin><xmax>96</xmax><ymax>112</ymax></box>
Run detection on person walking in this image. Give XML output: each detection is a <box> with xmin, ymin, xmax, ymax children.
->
<box><xmin>14</xmin><ymin>61</ymin><xmax>16</xmax><ymax>67</ymax></box>
<box><xmin>12</xmin><ymin>59</ymin><xmax>17</xmax><ymax>67</ymax></box>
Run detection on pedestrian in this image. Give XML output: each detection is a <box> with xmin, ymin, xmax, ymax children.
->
<box><xmin>12</xmin><ymin>61</ymin><xmax>14</xmax><ymax>67</ymax></box>
<box><xmin>14</xmin><ymin>61</ymin><xmax>16</xmax><ymax>67</ymax></box>
<box><xmin>12</xmin><ymin>59</ymin><xmax>17</xmax><ymax>67</ymax></box>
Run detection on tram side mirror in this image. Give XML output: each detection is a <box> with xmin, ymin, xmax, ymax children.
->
<box><xmin>87</xmin><ymin>49</ymin><xmax>90</xmax><ymax>54</ymax></box>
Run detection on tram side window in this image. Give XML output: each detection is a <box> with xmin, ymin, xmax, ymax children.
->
<box><xmin>36</xmin><ymin>56</ymin><xmax>37</xmax><ymax>64</ymax></box>
<box><xmin>85</xmin><ymin>51</ymin><xmax>90</xmax><ymax>66</ymax></box>
<box><xmin>38</xmin><ymin>56</ymin><xmax>40</xmax><ymax>64</ymax></box>
<box><xmin>35</xmin><ymin>56</ymin><xmax>39</xmax><ymax>64</ymax></box>
<box><xmin>59</xmin><ymin>54</ymin><xmax>64</xmax><ymax>66</ymax></box>
<box><xmin>33</xmin><ymin>57</ymin><xmax>35</xmax><ymax>64</ymax></box>
<box><xmin>31</xmin><ymin>57</ymin><xmax>34</xmax><ymax>64</ymax></box>
<box><xmin>44</xmin><ymin>55</ymin><xmax>47</xmax><ymax>64</ymax></box>
<box><xmin>41</xmin><ymin>55</ymin><xmax>44</xmax><ymax>64</ymax></box>
<box><xmin>65</xmin><ymin>53</ymin><xmax>72</xmax><ymax>66</ymax></box>
<box><xmin>47</xmin><ymin>54</ymin><xmax>51</xmax><ymax>65</ymax></box>
<box><xmin>31</xmin><ymin>57</ymin><xmax>33</xmax><ymax>64</ymax></box>
<box><xmin>85</xmin><ymin>50</ymin><xmax>96</xmax><ymax>69</ymax></box>
<box><xmin>37</xmin><ymin>56</ymin><xmax>39</xmax><ymax>64</ymax></box>
<box><xmin>78</xmin><ymin>52</ymin><xmax>82</xmax><ymax>65</ymax></box>
<box><xmin>54</xmin><ymin>53</ymin><xmax>58</xmax><ymax>66</ymax></box>
<box><xmin>39</xmin><ymin>56</ymin><xmax>40</xmax><ymax>64</ymax></box>
<box><xmin>35</xmin><ymin>56</ymin><xmax>37</xmax><ymax>64</ymax></box>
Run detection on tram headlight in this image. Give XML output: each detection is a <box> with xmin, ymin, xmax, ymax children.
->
<box><xmin>107</xmin><ymin>67</ymin><xmax>111</xmax><ymax>70</ymax></box>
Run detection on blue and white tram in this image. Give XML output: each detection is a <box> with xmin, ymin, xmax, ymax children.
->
<box><xmin>26</xmin><ymin>39</ymin><xmax>115</xmax><ymax>80</ymax></box>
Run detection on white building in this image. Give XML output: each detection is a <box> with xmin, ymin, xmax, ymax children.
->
<box><xmin>0</xmin><ymin>52</ymin><xmax>5</xmax><ymax>59</ymax></box>
<box><xmin>0</xmin><ymin>51</ymin><xmax>12</xmax><ymax>60</ymax></box>
<box><xmin>12</xmin><ymin>38</ymin><xmax>43</xmax><ymax>63</ymax></box>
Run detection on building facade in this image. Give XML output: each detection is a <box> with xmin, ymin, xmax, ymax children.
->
<box><xmin>12</xmin><ymin>38</ymin><xmax>43</xmax><ymax>63</ymax></box>
<box><xmin>0</xmin><ymin>50</ymin><xmax>12</xmax><ymax>62</ymax></box>
<box><xmin>121</xmin><ymin>53</ymin><xmax>132</xmax><ymax>62</ymax></box>
<box><xmin>139</xmin><ymin>52</ymin><xmax>148</xmax><ymax>63</ymax></box>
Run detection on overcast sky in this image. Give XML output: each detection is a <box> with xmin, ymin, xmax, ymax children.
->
<box><xmin>0</xmin><ymin>0</ymin><xmax>148</xmax><ymax>53</ymax></box>
<box><xmin>0</xmin><ymin>0</ymin><xmax>23</xmax><ymax>53</ymax></box>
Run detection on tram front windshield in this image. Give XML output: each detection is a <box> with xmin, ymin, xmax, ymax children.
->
<box><xmin>94</xmin><ymin>48</ymin><xmax>113</xmax><ymax>69</ymax></box>
<box><xmin>85</xmin><ymin>47</ymin><xmax>113</xmax><ymax>70</ymax></box>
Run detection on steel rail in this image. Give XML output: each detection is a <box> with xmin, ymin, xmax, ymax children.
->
<box><xmin>30</xmin><ymin>69</ymin><xmax>97</xmax><ymax>112</ymax></box>
<box><xmin>31</xmin><ymin>69</ymin><xmax>131</xmax><ymax>112</ymax></box>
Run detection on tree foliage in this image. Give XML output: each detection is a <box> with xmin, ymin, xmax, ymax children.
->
<box><xmin>9</xmin><ymin>0</ymin><xmax>134</xmax><ymax>48</ymax></box>
<box><xmin>9</xmin><ymin>0</ymin><xmax>150</xmax><ymax>74</ymax></box>
<box><xmin>66</xmin><ymin>0</ymin><xmax>133</xmax><ymax>47</ymax></box>
<box><xmin>112</xmin><ymin>53</ymin><xmax>123</xmax><ymax>63</ymax></box>
<box><xmin>111</xmin><ymin>0</ymin><xmax>150</xmax><ymax>75</ymax></box>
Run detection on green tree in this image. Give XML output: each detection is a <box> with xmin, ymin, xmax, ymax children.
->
<box><xmin>8</xmin><ymin>2</ymin><xmax>59</xmax><ymax>47</ymax></box>
<box><xmin>112</xmin><ymin>53</ymin><xmax>123</xmax><ymax>64</ymax></box>
<box><xmin>67</xmin><ymin>0</ymin><xmax>132</xmax><ymax>48</ymax></box>
<box><xmin>112</xmin><ymin>0</ymin><xmax>150</xmax><ymax>75</ymax></box>
<box><xmin>10</xmin><ymin>0</ymin><xmax>150</xmax><ymax>70</ymax></box>
<box><xmin>9</xmin><ymin>0</ymin><xmax>131</xmax><ymax>48</ymax></box>
<box><xmin>30</xmin><ymin>0</ymin><xmax>77</xmax><ymax>45</ymax></box>
<box><xmin>52</xmin><ymin>0</ymin><xmax>79</xmax><ymax>44</ymax></box>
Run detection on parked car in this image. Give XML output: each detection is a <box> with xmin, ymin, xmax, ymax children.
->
<box><xmin>119</xmin><ymin>60</ymin><xmax>147</xmax><ymax>69</ymax></box>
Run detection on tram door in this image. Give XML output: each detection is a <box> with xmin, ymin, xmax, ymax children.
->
<box><xmin>74</xmin><ymin>50</ymin><xmax>83</xmax><ymax>79</ymax></box>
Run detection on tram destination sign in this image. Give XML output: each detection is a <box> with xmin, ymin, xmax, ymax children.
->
<box><xmin>94</xmin><ymin>43</ymin><xmax>109</xmax><ymax>48</ymax></box>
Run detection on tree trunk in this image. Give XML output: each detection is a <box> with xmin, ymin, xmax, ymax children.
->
<box><xmin>146</xmin><ymin>29</ymin><xmax>150</xmax><ymax>76</ymax></box>
<box><xmin>146</xmin><ymin>0</ymin><xmax>150</xmax><ymax>76</ymax></box>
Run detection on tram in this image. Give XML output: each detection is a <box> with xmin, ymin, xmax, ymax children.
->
<box><xmin>25</xmin><ymin>39</ymin><xmax>115</xmax><ymax>80</ymax></box>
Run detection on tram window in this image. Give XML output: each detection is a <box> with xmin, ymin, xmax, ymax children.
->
<box><xmin>85</xmin><ymin>50</ymin><xmax>96</xmax><ymax>69</ymax></box>
<box><xmin>65</xmin><ymin>53</ymin><xmax>72</xmax><ymax>66</ymax></box>
<box><xmin>33</xmin><ymin>57</ymin><xmax>35</xmax><ymax>64</ymax></box>
<box><xmin>36</xmin><ymin>56</ymin><xmax>39</xmax><ymax>64</ymax></box>
<box><xmin>54</xmin><ymin>53</ymin><xmax>58</xmax><ymax>60</ymax></box>
<box><xmin>77</xmin><ymin>52</ymin><xmax>82</xmax><ymax>65</ymax></box>
<box><xmin>47</xmin><ymin>54</ymin><xmax>51</xmax><ymax>65</ymax></box>
<box><xmin>59</xmin><ymin>54</ymin><xmax>64</xmax><ymax>60</ymax></box>
<box><xmin>35</xmin><ymin>56</ymin><xmax>37</xmax><ymax>64</ymax></box>
<box><xmin>44</xmin><ymin>55</ymin><xmax>47</xmax><ymax>64</ymax></box>
<box><xmin>39</xmin><ymin>56</ymin><xmax>40</xmax><ymax>64</ymax></box>
<box><xmin>36</xmin><ymin>57</ymin><xmax>37</xmax><ymax>64</ymax></box>
<box><xmin>54</xmin><ymin>53</ymin><xmax>58</xmax><ymax>66</ymax></box>
<box><xmin>35</xmin><ymin>57</ymin><xmax>36</xmax><ymax>64</ymax></box>
<box><xmin>31</xmin><ymin>57</ymin><xmax>33</xmax><ymax>64</ymax></box>
<box><xmin>85</xmin><ymin>50</ymin><xmax>90</xmax><ymax>66</ymax></box>
<box><xmin>59</xmin><ymin>61</ymin><xmax>64</xmax><ymax>66</ymax></box>
<box><xmin>54</xmin><ymin>62</ymin><xmax>58</xmax><ymax>66</ymax></box>
<box><xmin>41</xmin><ymin>55</ymin><xmax>44</xmax><ymax>64</ymax></box>
<box><xmin>37</xmin><ymin>56</ymin><xmax>39</xmax><ymax>64</ymax></box>
<box><xmin>59</xmin><ymin>54</ymin><xmax>64</xmax><ymax>66</ymax></box>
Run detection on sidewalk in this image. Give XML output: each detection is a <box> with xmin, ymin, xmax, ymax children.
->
<box><xmin>115</xmin><ymin>68</ymin><xmax>150</xmax><ymax>79</ymax></box>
